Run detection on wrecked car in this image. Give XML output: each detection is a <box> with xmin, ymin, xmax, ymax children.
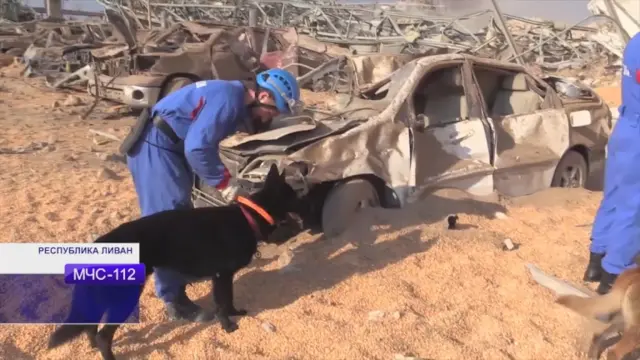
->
<box><xmin>84</xmin><ymin>9</ymin><xmax>356</xmax><ymax>109</ymax></box>
<box><xmin>196</xmin><ymin>53</ymin><xmax>611</xmax><ymax>237</ymax></box>
<box><xmin>86</xmin><ymin>16</ymin><xmax>304</xmax><ymax>109</ymax></box>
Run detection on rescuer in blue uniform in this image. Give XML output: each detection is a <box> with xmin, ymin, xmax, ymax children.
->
<box><xmin>125</xmin><ymin>69</ymin><xmax>301</xmax><ymax>320</ymax></box>
<box><xmin>583</xmin><ymin>32</ymin><xmax>640</xmax><ymax>295</ymax></box>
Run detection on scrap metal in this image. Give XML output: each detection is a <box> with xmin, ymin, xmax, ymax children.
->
<box><xmin>91</xmin><ymin>0</ymin><xmax>627</xmax><ymax>73</ymax></box>
<box><xmin>0</xmin><ymin>20</ymin><xmax>113</xmax><ymax>80</ymax></box>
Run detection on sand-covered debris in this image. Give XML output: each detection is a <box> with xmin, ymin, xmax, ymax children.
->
<box><xmin>0</xmin><ymin>65</ymin><xmax>619</xmax><ymax>359</ymax></box>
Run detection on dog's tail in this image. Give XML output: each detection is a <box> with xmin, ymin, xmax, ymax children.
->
<box><xmin>48</xmin><ymin>324</ymin><xmax>91</xmax><ymax>349</ymax></box>
<box><xmin>556</xmin><ymin>289</ymin><xmax>625</xmax><ymax>318</ymax></box>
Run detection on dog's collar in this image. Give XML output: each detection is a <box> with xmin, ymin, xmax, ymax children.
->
<box><xmin>236</xmin><ymin>196</ymin><xmax>275</xmax><ymax>225</ymax></box>
<box><xmin>239</xmin><ymin>204</ymin><xmax>263</xmax><ymax>242</ymax></box>
<box><xmin>236</xmin><ymin>196</ymin><xmax>276</xmax><ymax>242</ymax></box>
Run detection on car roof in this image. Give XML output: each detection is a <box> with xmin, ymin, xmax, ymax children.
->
<box><xmin>411</xmin><ymin>53</ymin><xmax>527</xmax><ymax>73</ymax></box>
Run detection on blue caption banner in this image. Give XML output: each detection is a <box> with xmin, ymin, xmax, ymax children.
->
<box><xmin>0</xmin><ymin>275</ymin><xmax>141</xmax><ymax>324</ymax></box>
<box><xmin>64</xmin><ymin>264</ymin><xmax>146</xmax><ymax>285</ymax></box>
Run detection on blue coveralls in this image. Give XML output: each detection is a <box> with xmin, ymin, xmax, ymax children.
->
<box><xmin>126</xmin><ymin>80</ymin><xmax>248</xmax><ymax>303</ymax></box>
<box><xmin>590</xmin><ymin>32</ymin><xmax>640</xmax><ymax>275</ymax></box>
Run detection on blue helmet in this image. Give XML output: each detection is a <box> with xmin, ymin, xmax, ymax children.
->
<box><xmin>256</xmin><ymin>68</ymin><xmax>300</xmax><ymax>114</ymax></box>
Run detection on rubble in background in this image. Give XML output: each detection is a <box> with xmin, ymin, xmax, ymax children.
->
<box><xmin>1</xmin><ymin>19</ymin><xmax>113</xmax><ymax>78</ymax></box>
<box><xmin>588</xmin><ymin>0</ymin><xmax>638</xmax><ymax>46</ymax></box>
<box><xmin>0</xmin><ymin>0</ymin><xmax>631</xmax><ymax>99</ymax></box>
<box><xmin>92</xmin><ymin>1</ymin><xmax>627</xmax><ymax>75</ymax></box>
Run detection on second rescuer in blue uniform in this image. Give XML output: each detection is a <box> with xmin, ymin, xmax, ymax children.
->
<box><xmin>126</xmin><ymin>68</ymin><xmax>301</xmax><ymax>320</ymax></box>
<box><xmin>584</xmin><ymin>32</ymin><xmax>640</xmax><ymax>294</ymax></box>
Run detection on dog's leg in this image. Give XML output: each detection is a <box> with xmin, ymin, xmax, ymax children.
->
<box><xmin>215</xmin><ymin>271</ymin><xmax>247</xmax><ymax>316</ymax></box>
<box><xmin>49</xmin><ymin>324</ymin><xmax>91</xmax><ymax>349</ymax></box>
<box><xmin>213</xmin><ymin>272</ymin><xmax>246</xmax><ymax>333</ymax></box>
<box><xmin>93</xmin><ymin>284</ymin><xmax>144</xmax><ymax>360</ymax></box>
<box><xmin>95</xmin><ymin>324</ymin><xmax>119</xmax><ymax>360</ymax></box>
<box><xmin>589</xmin><ymin>320</ymin><xmax>624</xmax><ymax>360</ymax></box>
<box><xmin>608</xmin><ymin>324</ymin><xmax>640</xmax><ymax>360</ymax></box>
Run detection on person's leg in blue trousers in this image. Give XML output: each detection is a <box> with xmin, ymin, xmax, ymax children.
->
<box><xmin>585</xmin><ymin>121</ymin><xmax>623</xmax><ymax>281</ymax></box>
<box><xmin>126</xmin><ymin>128</ymin><xmax>203</xmax><ymax>319</ymax></box>
<box><xmin>597</xmin><ymin>116</ymin><xmax>640</xmax><ymax>293</ymax></box>
<box><xmin>590</xmin><ymin>147</ymin><xmax>620</xmax><ymax>254</ymax></box>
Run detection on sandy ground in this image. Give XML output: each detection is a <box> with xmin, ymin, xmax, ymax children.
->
<box><xmin>595</xmin><ymin>86</ymin><xmax>621</xmax><ymax>109</ymax></box>
<box><xmin>0</xmin><ymin>62</ymin><xmax>623</xmax><ymax>360</ymax></box>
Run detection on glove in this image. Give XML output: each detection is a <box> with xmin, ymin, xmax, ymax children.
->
<box><xmin>214</xmin><ymin>167</ymin><xmax>232</xmax><ymax>190</ymax></box>
<box><xmin>220</xmin><ymin>184</ymin><xmax>239</xmax><ymax>204</ymax></box>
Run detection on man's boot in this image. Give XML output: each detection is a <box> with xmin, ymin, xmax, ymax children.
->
<box><xmin>596</xmin><ymin>270</ymin><xmax>618</xmax><ymax>295</ymax></box>
<box><xmin>583</xmin><ymin>252</ymin><xmax>604</xmax><ymax>282</ymax></box>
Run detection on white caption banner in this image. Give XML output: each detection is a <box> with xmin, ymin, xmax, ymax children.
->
<box><xmin>0</xmin><ymin>243</ymin><xmax>140</xmax><ymax>274</ymax></box>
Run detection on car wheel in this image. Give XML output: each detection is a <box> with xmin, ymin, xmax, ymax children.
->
<box><xmin>321</xmin><ymin>179</ymin><xmax>381</xmax><ymax>237</ymax></box>
<box><xmin>163</xmin><ymin>77</ymin><xmax>193</xmax><ymax>96</ymax></box>
<box><xmin>551</xmin><ymin>150</ymin><xmax>588</xmax><ymax>188</ymax></box>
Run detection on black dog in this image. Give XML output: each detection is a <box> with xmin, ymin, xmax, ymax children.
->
<box><xmin>48</xmin><ymin>164</ymin><xmax>300</xmax><ymax>360</ymax></box>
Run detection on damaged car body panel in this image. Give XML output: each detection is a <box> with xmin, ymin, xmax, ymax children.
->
<box><xmin>469</xmin><ymin>59</ymin><xmax>573</xmax><ymax>197</ymax></box>
<box><xmin>216</xmin><ymin>53</ymin><xmax>610</xmax><ymax>211</ymax></box>
<box><xmin>286</xmin><ymin>116</ymin><xmax>412</xmax><ymax>199</ymax></box>
<box><xmin>469</xmin><ymin>58</ymin><xmax>610</xmax><ymax>196</ymax></box>
<box><xmin>402</xmin><ymin>59</ymin><xmax>496</xmax><ymax>202</ymax></box>
<box><xmin>492</xmin><ymin>109</ymin><xmax>570</xmax><ymax>196</ymax></box>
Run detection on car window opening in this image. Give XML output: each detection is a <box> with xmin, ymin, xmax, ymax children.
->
<box><xmin>473</xmin><ymin>66</ymin><xmax>544</xmax><ymax>119</ymax></box>
<box><xmin>411</xmin><ymin>64</ymin><xmax>468</xmax><ymax>126</ymax></box>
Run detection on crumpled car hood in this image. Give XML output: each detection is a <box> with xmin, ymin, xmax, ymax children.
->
<box><xmin>219</xmin><ymin>116</ymin><xmax>363</xmax><ymax>162</ymax></box>
<box><xmin>219</xmin><ymin>97</ymin><xmax>385</xmax><ymax>151</ymax></box>
<box><xmin>217</xmin><ymin>94</ymin><xmax>389</xmax><ymax>177</ymax></box>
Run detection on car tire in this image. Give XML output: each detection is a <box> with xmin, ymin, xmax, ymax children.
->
<box><xmin>163</xmin><ymin>77</ymin><xmax>193</xmax><ymax>96</ymax></box>
<box><xmin>157</xmin><ymin>73</ymin><xmax>202</xmax><ymax>102</ymax></box>
<box><xmin>321</xmin><ymin>179</ymin><xmax>381</xmax><ymax>238</ymax></box>
<box><xmin>551</xmin><ymin>150</ymin><xmax>588</xmax><ymax>188</ymax></box>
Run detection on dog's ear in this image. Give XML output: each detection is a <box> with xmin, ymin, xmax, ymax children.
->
<box><xmin>264</xmin><ymin>164</ymin><xmax>281</xmax><ymax>190</ymax></box>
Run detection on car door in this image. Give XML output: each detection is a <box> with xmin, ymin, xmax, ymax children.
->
<box><xmin>406</xmin><ymin>60</ymin><xmax>495</xmax><ymax>200</ymax></box>
<box><xmin>469</xmin><ymin>62</ymin><xmax>571</xmax><ymax>197</ymax></box>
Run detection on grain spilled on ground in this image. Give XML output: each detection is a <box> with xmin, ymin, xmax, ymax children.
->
<box><xmin>0</xmin><ymin>65</ymin><xmax>621</xmax><ymax>360</ymax></box>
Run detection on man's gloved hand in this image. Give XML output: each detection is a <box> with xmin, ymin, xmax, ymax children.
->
<box><xmin>220</xmin><ymin>185</ymin><xmax>239</xmax><ymax>204</ymax></box>
<box><xmin>214</xmin><ymin>167</ymin><xmax>232</xmax><ymax>190</ymax></box>
<box><xmin>214</xmin><ymin>167</ymin><xmax>241</xmax><ymax>204</ymax></box>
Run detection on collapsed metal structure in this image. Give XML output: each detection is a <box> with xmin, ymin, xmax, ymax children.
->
<box><xmin>0</xmin><ymin>0</ymin><xmax>629</xmax><ymax>106</ymax></box>
<box><xmin>90</xmin><ymin>0</ymin><xmax>626</xmax><ymax>71</ymax></box>
<box><xmin>0</xmin><ymin>0</ymin><xmax>35</xmax><ymax>22</ymax></box>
